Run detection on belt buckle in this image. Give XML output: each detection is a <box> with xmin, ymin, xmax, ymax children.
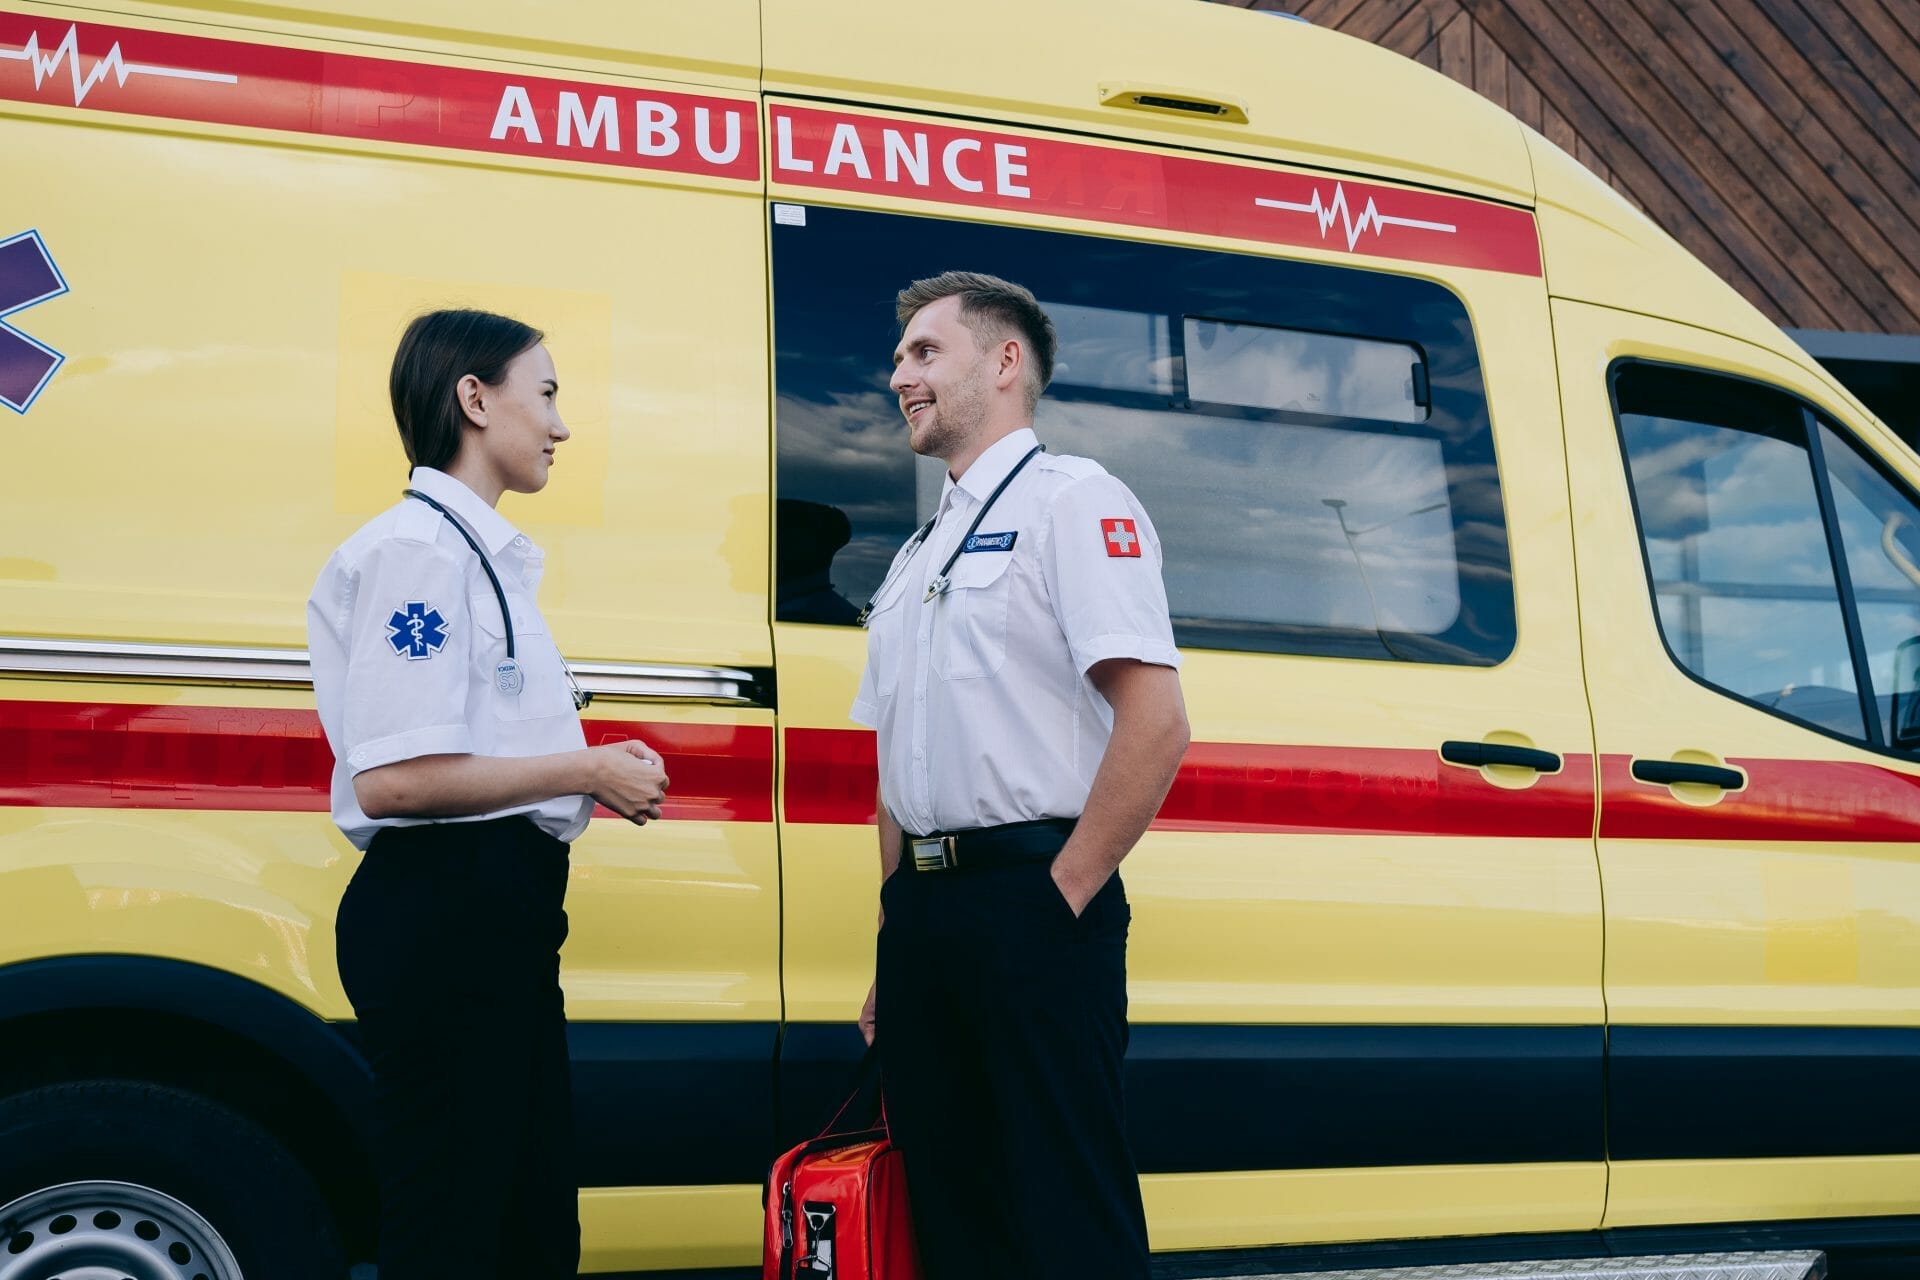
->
<box><xmin>910</xmin><ymin>835</ymin><xmax>957</xmax><ymax>872</ymax></box>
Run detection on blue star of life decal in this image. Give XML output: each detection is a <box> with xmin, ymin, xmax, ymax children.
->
<box><xmin>386</xmin><ymin>601</ymin><xmax>450</xmax><ymax>660</ymax></box>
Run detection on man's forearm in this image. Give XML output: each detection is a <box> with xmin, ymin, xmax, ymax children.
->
<box><xmin>1053</xmin><ymin>661</ymin><xmax>1189</xmax><ymax>909</ymax></box>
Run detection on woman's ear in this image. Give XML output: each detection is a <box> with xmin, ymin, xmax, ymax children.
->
<box><xmin>456</xmin><ymin>373</ymin><xmax>487</xmax><ymax>428</ymax></box>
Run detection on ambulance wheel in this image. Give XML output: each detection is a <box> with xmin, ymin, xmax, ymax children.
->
<box><xmin>0</xmin><ymin>1080</ymin><xmax>345</xmax><ymax>1280</ymax></box>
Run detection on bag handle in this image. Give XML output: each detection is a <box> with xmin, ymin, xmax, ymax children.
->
<box><xmin>817</xmin><ymin>1044</ymin><xmax>885</xmax><ymax>1138</ymax></box>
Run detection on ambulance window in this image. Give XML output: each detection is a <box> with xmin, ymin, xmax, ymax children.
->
<box><xmin>773</xmin><ymin>205</ymin><xmax>1514</xmax><ymax>665</ymax></box>
<box><xmin>1614</xmin><ymin>364</ymin><xmax>1866</xmax><ymax>739</ymax></box>
<box><xmin>1184</xmin><ymin>319</ymin><xmax>1425</xmax><ymax>424</ymax></box>
<box><xmin>1815</xmin><ymin>423</ymin><xmax>1920</xmax><ymax>751</ymax></box>
<box><xmin>1049</xmin><ymin>304</ymin><xmax>1174</xmax><ymax>396</ymax></box>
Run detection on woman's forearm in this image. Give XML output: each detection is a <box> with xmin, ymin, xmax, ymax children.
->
<box><xmin>353</xmin><ymin>750</ymin><xmax>598</xmax><ymax>820</ymax></box>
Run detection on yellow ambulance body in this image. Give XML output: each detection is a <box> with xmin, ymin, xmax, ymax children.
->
<box><xmin>3</xmin><ymin>0</ymin><xmax>1918</xmax><ymax>1274</ymax></box>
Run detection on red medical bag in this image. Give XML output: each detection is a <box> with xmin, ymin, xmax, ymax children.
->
<box><xmin>763</xmin><ymin>1056</ymin><xmax>922</xmax><ymax>1280</ymax></box>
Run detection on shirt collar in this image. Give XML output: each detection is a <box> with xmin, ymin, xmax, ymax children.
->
<box><xmin>407</xmin><ymin>467</ymin><xmax>524</xmax><ymax>556</ymax></box>
<box><xmin>942</xmin><ymin>427</ymin><xmax>1040</xmax><ymax>508</ymax></box>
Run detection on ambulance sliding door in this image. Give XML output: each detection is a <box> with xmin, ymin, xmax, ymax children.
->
<box><xmin>1555</xmin><ymin>301</ymin><xmax>1920</xmax><ymax>1228</ymax></box>
<box><xmin>765</xmin><ymin>101</ymin><xmax>1604</xmax><ymax>1250</ymax></box>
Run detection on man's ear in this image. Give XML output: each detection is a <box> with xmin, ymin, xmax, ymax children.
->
<box><xmin>456</xmin><ymin>373</ymin><xmax>488</xmax><ymax>429</ymax></box>
<box><xmin>993</xmin><ymin>338</ymin><xmax>1024</xmax><ymax>392</ymax></box>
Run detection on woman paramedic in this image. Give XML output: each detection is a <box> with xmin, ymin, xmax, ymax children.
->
<box><xmin>307</xmin><ymin>309</ymin><xmax>669</xmax><ymax>1279</ymax></box>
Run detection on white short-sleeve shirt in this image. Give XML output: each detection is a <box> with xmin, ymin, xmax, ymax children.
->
<box><xmin>851</xmin><ymin>428</ymin><xmax>1182</xmax><ymax>836</ymax></box>
<box><xmin>307</xmin><ymin>467</ymin><xmax>592</xmax><ymax>850</ymax></box>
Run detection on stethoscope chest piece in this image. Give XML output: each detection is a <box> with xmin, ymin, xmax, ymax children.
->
<box><xmin>495</xmin><ymin>658</ymin><xmax>525</xmax><ymax>696</ymax></box>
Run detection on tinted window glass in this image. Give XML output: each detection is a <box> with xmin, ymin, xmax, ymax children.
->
<box><xmin>1184</xmin><ymin>318</ymin><xmax>1424</xmax><ymax>423</ymax></box>
<box><xmin>773</xmin><ymin>204</ymin><xmax>1513</xmax><ymax>664</ymax></box>
<box><xmin>1615</xmin><ymin>365</ymin><xmax>1864</xmax><ymax>737</ymax></box>
<box><xmin>1048</xmin><ymin>303</ymin><xmax>1174</xmax><ymax>395</ymax></box>
<box><xmin>1819</xmin><ymin>423</ymin><xmax>1920</xmax><ymax>750</ymax></box>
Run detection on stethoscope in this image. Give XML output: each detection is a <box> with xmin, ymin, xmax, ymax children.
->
<box><xmin>857</xmin><ymin>444</ymin><xmax>1042</xmax><ymax>628</ymax></box>
<box><xmin>403</xmin><ymin>489</ymin><xmax>593</xmax><ymax>711</ymax></box>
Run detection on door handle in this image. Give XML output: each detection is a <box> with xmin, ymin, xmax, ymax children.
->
<box><xmin>1630</xmin><ymin>759</ymin><xmax>1745</xmax><ymax>790</ymax></box>
<box><xmin>1440</xmin><ymin>740</ymin><xmax>1562</xmax><ymax>772</ymax></box>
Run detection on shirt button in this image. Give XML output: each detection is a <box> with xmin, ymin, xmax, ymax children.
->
<box><xmin>913</xmin><ymin>747</ymin><xmax>924</xmax><ymax>759</ymax></box>
<box><xmin>514</xmin><ymin>535</ymin><xmax>529</xmax><ymax>549</ymax></box>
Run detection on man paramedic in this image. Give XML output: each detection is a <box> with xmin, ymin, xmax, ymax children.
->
<box><xmin>854</xmin><ymin>271</ymin><xmax>1189</xmax><ymax>1280</ymax></box>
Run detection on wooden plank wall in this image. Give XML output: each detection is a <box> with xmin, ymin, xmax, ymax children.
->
<box><xmin>1210</xmin><ymin>0</ymin><xmax>1920</xmax><ymax>336</ymax></box>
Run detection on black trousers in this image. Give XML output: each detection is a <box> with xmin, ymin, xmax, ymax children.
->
<box><xmin>875</xmin><ymin>855</ymin><xmax>1150</xmax><ymax>1280</ymax></box>
<box><xmin>336</xmin><ymin>816</ymin><xmax>578</xmax><ymax>1280</ymax></box>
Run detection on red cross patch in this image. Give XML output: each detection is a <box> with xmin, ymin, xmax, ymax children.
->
<box><xmin>1101</xmin><ymin>518</ymin><xmax>1141</xmax><ymax>558</ymax></box>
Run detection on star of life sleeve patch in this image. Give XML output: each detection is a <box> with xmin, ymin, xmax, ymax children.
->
<box><xmin>1101</xmin><ymin>518</ymin><xmax>1142</xmax><ymax>558</ymax></box>
<box><xmin>386</xmin><ymin>600</ymin><xmax>451</xmax><ymax>659</ymax></box>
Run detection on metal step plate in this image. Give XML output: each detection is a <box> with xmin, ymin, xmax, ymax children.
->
<box><xmin>1229</xmin><ymin>1252</ymin><xmax>1826</xmax><ymax>1280</ymax></box>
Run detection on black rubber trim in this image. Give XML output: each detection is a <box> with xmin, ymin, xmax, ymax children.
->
<box><xmin>7</xmin><ymin>968</ymin><xmax>1907</xmax><ymax>1184</ymax></box>
<box><xmin>567</xmin><ymin>1021</ymin><xmax>775</xmax><ymax>1187</ymax></box>
<box><xmin>1611</xmin><ymin>1025</ymin><xmax>1920</xmax><ymax>1160</ymax></box>
<box><xmin>0</xmin><ymin>955</ymin><xmax>376</xmax><ymax>1152</ymax></box>
<box><xmin>0</xmin><ymin>960</ymin><xmax>777</xmax><ymax>1189</ymax></box>
<box><xmin>781</xmin><ymin>1022</ymin><xmax>1603</xmax><ymax>1172</ymax></box>
<box><xmin>1441</xmin><ymin>740</ymin><xmax>1563</xmax><ymax>771</ymax></box>
<box><xmin>1629</xmin><ymin>759</ymin><xmax>1746</xmax><ymax>789</ymax></box>
<box><xmin>1126</xmin><ymin>1023</ymin><xmax>1601</xmax><ymax>1170</ymax></box>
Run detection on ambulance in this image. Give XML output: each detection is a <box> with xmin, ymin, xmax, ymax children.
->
<box><xmin>3</xmin><ymin>0</ymin><xmax>1917</xmax><ymax>1276</ymax></box>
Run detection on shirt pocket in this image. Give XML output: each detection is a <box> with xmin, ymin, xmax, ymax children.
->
<box><xmin>470</xmin><ymin>591</ymin><xmax>575</xmax><ymax>723</ymax></box>
<box><xmin>864</xmin><ymin>579</ymin><xmax>909</xmax><ymax>699</ymax></box>
<box><xmin>933</xmin><ymin>549</ymin><xmax>1016</xmax><ymax>681</ymax></box>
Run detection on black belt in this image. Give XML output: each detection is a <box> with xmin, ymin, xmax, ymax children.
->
<box><xmin>903</xmin><ymin>818</ymin><xmax>1076</xmax><ymax>873</ymax></box>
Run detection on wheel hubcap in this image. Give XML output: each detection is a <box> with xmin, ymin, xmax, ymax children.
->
<box><xmin>0</xmin><ymin>1181</ymin><xmax>241</xmax><ymax>1280</ymax></box>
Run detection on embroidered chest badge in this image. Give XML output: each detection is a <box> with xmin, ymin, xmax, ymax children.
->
<box><xmin>1101</xmin><ymin>518</ymin><xmax>1141</xmax><ymax>558</ymax></box>
<box><xmin>386</xmin><ymin>601</ymin><xmax>450</xmax><ymax>659</ymax></box>
<box><xmin>962</xmin><ymin>531</ymin><xmax>1017</xmax><ymax>554</ymax></box>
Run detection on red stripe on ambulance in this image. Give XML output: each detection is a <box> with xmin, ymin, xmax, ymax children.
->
<box><xmin>0</xmin><ymin>13</ymin><xmax>759</xmax><ymax>180</ymax></box>
<box><xmin>783</xmin><ymin>728</ymin><xmax>1594</xmax><ymax>837</ymax></box>
<box><xmin>0</xmin><ymin>700</ymin><xmax>771</xmax><ymax>823</ymax></box>
<box><xmin>1596</xmin><ymin>754</ymin><xmax>1920</xmax><ymax>842</ymax></box>
<box><xmin>768</xmin><ymin>104</ymin><xmax>1543</xmax><ymax>277</ymax></box>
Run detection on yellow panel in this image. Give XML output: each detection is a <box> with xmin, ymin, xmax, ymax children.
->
<box><xmin>119</xmin><ymin>0</ymin><xmax>760</xmax><ymax>89</ymax></box>
<box><xmin>0</xmin><ymin>804</ymin><xmax>778</xmax><ymax>1023</ymax></box>
<box><xmin>764</xmin><ymin>0</ymin><xmax>1534</xmax><ymax>204</ymax></box>
<box><xmin>1143</xmin><ymin>1163</ymin><xmax>1605</xmax><ymax>1251</ymax></box>
<box><xmin>0</xmin><ymin>805</ymin><xmax>356</xmax><ymax>1016</ymax></box>
<box><xmin>565</xmin><ymin>814</ymin><xmax>780</xmax><ymax>1023</ymax></box>
<box><xmin>2</xmin><ymin>22</ymin><xmax>769</xmax><ymax>668</ymax></box>
<box><xmin>1606</xmin><ymin>1157</ymin><xmax>1920</xmax><ymax>1228</ymax></box>
<box><xmin>578</xmin><ymin>1184</ymin><xmax>761</xmax><ymax>1274</ymax></box>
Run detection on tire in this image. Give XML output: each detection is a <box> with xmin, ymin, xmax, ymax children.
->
<box><xmin>0</xmin><ymin>1080</ymin><xmax>346</xmax><ymax>1280</ymax></box>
